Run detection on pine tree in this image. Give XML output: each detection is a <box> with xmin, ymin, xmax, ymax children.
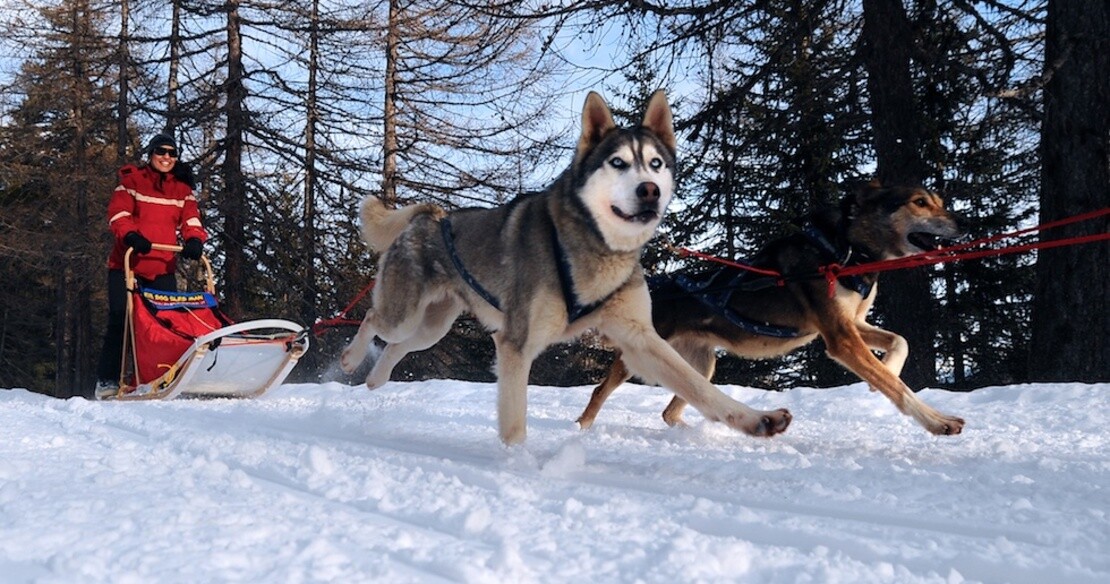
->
<box><xmin>0</xmin><ymin>0</ymin><xmax>121</xmax><ymax>396</ymax></box>
<box><xmin>1030</xmin><ymin>0</ymin><xmax>1110</xmax><ymax>382</ymax></box>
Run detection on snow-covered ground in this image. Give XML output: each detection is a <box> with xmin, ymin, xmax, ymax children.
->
<box><xmin>1</xmin><ymin>379</ymin><xmax>1106</xmax><ymax>583</ymax></box>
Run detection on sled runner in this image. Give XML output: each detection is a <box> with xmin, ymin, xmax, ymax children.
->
<box><xmin>99</xmin><ymin>244</ymin><xmax>309</xmax><ymax>401</ymax></box>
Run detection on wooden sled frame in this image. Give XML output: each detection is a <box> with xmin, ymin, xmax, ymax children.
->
<box><xmin>100</xmin><ymin>243</ymin><xmax>309</xmax><ymax>401</ymax></box>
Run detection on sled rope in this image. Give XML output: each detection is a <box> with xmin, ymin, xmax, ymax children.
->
<box><xmin>182</xmin><ymin>307</ymin><xmax>221</xmax><ymax>334</ymax></box>
<box><xmin>318</xmin><ymin>207</ymin><xmax>1108</xmax><ymax>334</ymax></box>
<box><xmin>669</xmin><ymin>206</ymin><xmax>1110</xmax><ymax>297</ymax></box>
<box><xmin>311</xmin><ymin>279</ymin><xmax>376</xmax><ymax>336</ymax></box>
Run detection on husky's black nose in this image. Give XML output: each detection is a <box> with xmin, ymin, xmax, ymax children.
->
<box><xmin>636</xmin><ymin>182</ymin><xmax>659</xmax><ymax>206</ymax></box>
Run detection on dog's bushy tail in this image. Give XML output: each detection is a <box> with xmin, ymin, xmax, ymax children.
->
<box><xmin>360</xmin><ymin>196</ymin><xmax>445</xmax><ymax>251</ymax></box>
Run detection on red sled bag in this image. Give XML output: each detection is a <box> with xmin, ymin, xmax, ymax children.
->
<box><xmin>129</xmin><ymin>288</ymin><xmax>232</xmax><ymax>386</ymax></box>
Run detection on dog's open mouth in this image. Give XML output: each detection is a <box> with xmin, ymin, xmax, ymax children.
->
<box><xmin>907</xmin><ymin>232</ymin><xmax>944</xmax><ymax>252</ymax></box>
<box><xmin>611</xmin><ymin>205</ymin><xmax>659</xmax><ymax>224</ymax></box>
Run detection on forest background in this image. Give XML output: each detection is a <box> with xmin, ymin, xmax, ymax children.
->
<box><xmin>0</xmin><ymin>0</ymin><xmax>1106</xmax><ymax>399</ymax></box>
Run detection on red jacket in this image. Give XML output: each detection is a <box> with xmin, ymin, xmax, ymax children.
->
<box><xmin>106</xmin><ymin>164</ymin><xmax>208</xmax><ymax>281</ymax></box>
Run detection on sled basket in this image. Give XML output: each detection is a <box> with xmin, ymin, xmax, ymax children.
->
<box><xmin>100</xmin><ymin>244</ymin><xmax>309</xmax><ymax>401</ymax></box>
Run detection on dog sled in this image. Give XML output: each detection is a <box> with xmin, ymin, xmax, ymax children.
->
<box><xmin>98</xmin><ymin>244</ymin><xmax>309</xmax><ymax>401</ymax></box>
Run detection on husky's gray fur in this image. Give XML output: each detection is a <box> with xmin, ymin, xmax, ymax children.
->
<box><xmin>341</xmin><ymin>90</ymin><xmax>792</xmax><ymax>444</ymax></box>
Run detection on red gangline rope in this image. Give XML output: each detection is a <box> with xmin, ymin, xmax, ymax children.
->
<box><xmin>311</xmin><ymin>279</ymin><xmax>375</xmax><ymax>336</ymax></box>
<box><xmin>317</xmin><ymin>207</ymin><xmax>1109</xmax><ymax>334</ymax></box>
<box><xmin>674</xmin><ymin>207</ymin><xmax>1110</xmax><ymax>297</ymax></box>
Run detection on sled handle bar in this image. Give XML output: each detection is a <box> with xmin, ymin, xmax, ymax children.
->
<box><xmin>123</xmin><ymin>243</ymin><xmax>215</xmax><ymax>294</ymax></box>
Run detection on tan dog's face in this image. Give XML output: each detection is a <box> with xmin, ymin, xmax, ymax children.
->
<box><xmin>851</xmin><ymin>185</ymin><xmax>963</xmax><ymax>259</ymax></box>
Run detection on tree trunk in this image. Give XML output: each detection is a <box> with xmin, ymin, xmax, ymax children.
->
<box><xmin>300</xmin><ymin>0</ymin><xmax>321</xmax><ymax>373</ymax></box>
<box><xmin>54</xmin><ymin>259</ymin><xmax>69</xmax><ymax>398</ymax></box>
<box><xmin>72</xmin><ymin>166</ymin><xmax>93</xmax><ymax>397</ymax></box>
<box><xmin>1030</xmin><ymin>0</ymin><xmax>1110</xmax><ymax>382</ymax></box>
<box><xmin>221</xmin><ymin>0</ymin><xmax>247</xmax><ymax>318</ymax></box>
<box><xmin>860</xmin><ymin>0</ymin><xmax>937</xmax><ymax>388</ymax></box>
<box><xmin>167</xmin><ymin>0</ymin><xmax>181</xmax><ymax>133</ymax></box>
<box><xmin>62</xmin><ymin>0</ymin><xmax>95</xmax><ymax>398</ymax></box>
<box><xmin>116</xmin><ymin>0</ymin><xmax>129</xmax><ymax>162</ymax></box>
<box><xmin>381</xmin><ymin>0</ymin><xmax>400</xmax><ymax>206</ymax></box>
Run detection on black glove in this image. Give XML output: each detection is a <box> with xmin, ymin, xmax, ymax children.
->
<box><xmin>181</xmin><ymin>237</ymin><xmax>203</xmax><ymax>260</ymax></box>
<box><xmin>123</xmin><ymin>231</ymin><xmax>152</xmax><ymax>254</ymax></box>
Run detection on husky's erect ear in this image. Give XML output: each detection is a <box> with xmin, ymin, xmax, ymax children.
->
<box><xmin>577</xmin><ymin>92</ymin><xmax>617</xmax><ymax>158</ymax></box>
<box><xmin>640</xmin><ymin>90</ymin><xmax>676</xmax><ymax>153</ymax></box>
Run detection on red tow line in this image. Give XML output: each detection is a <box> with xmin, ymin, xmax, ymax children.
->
<box><xmin>672</xmin><ymin>207</ymin><xmax>1110</xmax><ymax>298</ymax></box>
<box><xmin>311</xmin><ymin>279</ymin><xmax>375</xmax><ymax>337</ymax></box>
<box><xmin>317</xmin><ymin>208</ymin><xmax>1109</xmax><ymax>334</ymax></box>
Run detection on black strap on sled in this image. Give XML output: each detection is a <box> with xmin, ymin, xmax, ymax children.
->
<box><xmin>441</xmin><ymin>217</ymin><xmax>502</xmax><ymax>311</ymax></box>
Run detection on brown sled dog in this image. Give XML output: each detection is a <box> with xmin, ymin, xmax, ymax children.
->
<box><xmin>340</xmin><ymin>90</ymin><xmax>792</xmax><ymax>444</ymax></box>
<box><xmin>575</xmin><ymin>183</ymin><xmax>966</xmax><ymax>436</ymax></box>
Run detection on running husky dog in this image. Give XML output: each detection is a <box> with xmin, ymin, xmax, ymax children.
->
<box><xmin>340</xmin><ymin>90</ymin><xmax>793</xmax><ymax>444</ymax></box>
<box><xmin>575</xmin><ymin>182</ymin><xmax>967</xmax><ymax>436</ymax></box>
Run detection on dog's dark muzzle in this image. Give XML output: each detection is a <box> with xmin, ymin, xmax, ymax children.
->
<box><xmin>907</xmin><ymin>218</ymin><xmax>963</xmax><ymax>252</ymax></box>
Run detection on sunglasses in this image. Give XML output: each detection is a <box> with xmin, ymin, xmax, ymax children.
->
<box><xmin>152</xmin><ymin>147</ymin><xmax>178</xmax><ymax>158</ymax></box>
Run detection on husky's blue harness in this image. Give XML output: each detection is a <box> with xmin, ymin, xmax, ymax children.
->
<box><xmin>551</xmin><ymin>226</ymin><xmax>608</xmax><ymax>322</ymax></box>
<box><xmin>800</xmin><ymin>223</ymin><xmax>874</xmax><ymax>298</ymax></box>
<box><xmin>441</xmin><ymin>218</ymin><xmax>502</xmax><ymax>311</ymax></box>
<box><xmin>440</xmin><ymin>217</ymin><xmax>607</xmax><ymax>323</ymax></box>
<box><xmin>670</xmin><ymin>222</ymin><xmax>874</xmax><ymax>339</ymax></box>
<box><xmin>670</xmin><ymin>272</ymin><xmax>803</xmax><ymax>338</ymax></box>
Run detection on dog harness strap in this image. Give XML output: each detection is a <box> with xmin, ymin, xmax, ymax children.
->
<box><xmin>675</xmin><ymin>273</ymin><xmax>801</xmax><ymax>338</ymax></box>
<box><xmin>801</xmin><ymin>223</ymin><xmax>874</xmax><ymax>298</ymax></box>
<box><xmin>441</xmin><ymin>218</ymin><xmax>502</xmax><ymax>311</ymax></box>
<box><xmin>802</xmin><ymin>223</ymin><xmax>850</xmax><ymax>264</ymax></box>
<box><xmin>551</xmin><ymin>226</ymin><xmax>607</xmax><ymax>322</ymax></box>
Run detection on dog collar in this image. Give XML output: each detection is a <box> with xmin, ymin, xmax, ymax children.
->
<box><xmin>801</xmin><ymin>223</ymin><xmax>875</xmax><ymax>298</ymax></box>
<box><xmin>802</xmin><ymin>223</ymin><xmax>853</xmax><ymax>265</ymax></box>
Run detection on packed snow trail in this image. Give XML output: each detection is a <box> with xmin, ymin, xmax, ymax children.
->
<box><xmin>1</xmin><ymin>381</ymin><xmax>1106</xmax><ymax>583</ymax></box>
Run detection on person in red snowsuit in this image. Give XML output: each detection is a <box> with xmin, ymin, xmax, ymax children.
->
<box><xmin>94</xmin><ymin>133</ymin><xmax>208</xmax><ymax>397</ymax></box>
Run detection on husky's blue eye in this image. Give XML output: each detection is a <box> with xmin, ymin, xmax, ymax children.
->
<box><xmin>649</xmin><ymin>158</ymin><xmax>663</xmax><ymax>170</ymax></box>
<box><xmin>609</xmin><ymin>157</ymin><xmax>628</xmax><ymax>169</ymax></box>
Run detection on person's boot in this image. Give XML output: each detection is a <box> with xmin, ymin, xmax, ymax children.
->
<box><xmin>93</xmin><ymin>379</ymin><xmax>119</xmax><ymax>400</ymax></box>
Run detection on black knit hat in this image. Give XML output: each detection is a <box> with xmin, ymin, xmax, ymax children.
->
<box><xmin>145</xmin><ymin>133</ymin><xmax>177</xmax><ymax>155</ymax></box>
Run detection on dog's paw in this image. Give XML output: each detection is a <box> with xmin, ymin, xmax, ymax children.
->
<box><xmin>727</xmin><ymin>408</ymin><xmax>792</xmax><ymax>437</ymax></box>
<box><xmin>757</xmin><ymin>408</ymin><xmax>793</xmax><ymax>436</ymax></box>
<box><xmin>364</xmin><ymin>372</ymin><xmax>388</xmax><ymax>390</ymax></box>
<box><xmin>500</xmin><ymin>425</ymin><xmax>527</xmax><ymax>446</ymax></box>
<box><xmin>338</xmin><ymin>349</ymin><xmax>361</xmax><ymax>374</ymax></box>
<box><xmin>661</xmin><ymin>413</ymin><xmax>688</xmax><ymax>428</ymax></box>
<box><xmin>926</xmin><ymin>414</ymin><xmax>965</xmax><ymax>436</ymax></box>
